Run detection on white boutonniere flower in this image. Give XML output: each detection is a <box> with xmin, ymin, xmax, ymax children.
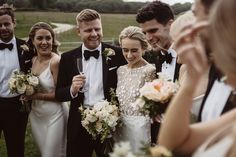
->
<box><xmin>20</xmin><ymin>44</ymin><xmax>29</xmax><ymax>55</ymax></box>
<box><xmin>103</xmin><ymin>48</ymin><xmax>115</xmax><ymax>63</ymax></box>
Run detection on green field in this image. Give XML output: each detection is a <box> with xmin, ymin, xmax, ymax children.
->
<box><xmin>15</xmin><ymin>11</ymin><xmax>137</xmax><ymax>52</ymax></box>
<box><xmin>0</xmin><ymin>11</ymin><xmax>137</xmax><ymax>157</ymax></box>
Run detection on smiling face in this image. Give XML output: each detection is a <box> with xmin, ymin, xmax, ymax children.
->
<box><xmin>121</xmin><ymin>38</ymin><xmax>144</xmax><ymax>68</ymax></box>
<box><xmin>32</xmin><ymin>29</ymin><xmax>52</xmax><ymax>56</ymax></box>
<box><xmin>0</xmin><ymin>14</ymin><xmax>15</xmax><ymax>42</ymax></box>
<box><xmin>140</xmin><ymin>19</ymin><xmax>172</xmax><ymax>53</ymax></box>
<box><xmin>77</xmin><ymin>19</ymin><xmax>103</xmax><ymax>49</ymax></box>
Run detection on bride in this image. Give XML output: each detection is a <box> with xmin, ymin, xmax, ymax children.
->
<box><xmin>114</xmin><ymin>26</ymin><xmax>156</xmax><ymax>153</ymax></box>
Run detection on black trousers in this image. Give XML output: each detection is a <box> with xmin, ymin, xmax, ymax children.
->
<box><xmin>0</xmin><ymin>96</ymin><xmax>28</xmax><ymax>157</ymax></box>
<box><xmin>66</xmin><ymin>109</ymin><xmax>106</xmax><ymax>157</ymax></box>
<box><xmin>151</xmin><ymin>121</ymin><xmax>160</xmax><ymax>144</ymax></box>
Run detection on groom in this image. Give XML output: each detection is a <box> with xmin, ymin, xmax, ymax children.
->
<box><xmin>136</xmin><ymin>1</ymin><xmax>181</xmax><ymax>144</ymax></box>
<box><xmin>55</xmin><ymin>9</ymin><xmax>126</xmax><ymax>157</ymax></box>
<box><xmin>0</xmin><ymin>4</ymin><xmax>32</xmax><ymax>157</ymax></box>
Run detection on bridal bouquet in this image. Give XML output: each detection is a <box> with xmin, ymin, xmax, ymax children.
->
<box><xmin>133</xmin><ymin>74</ymin><xmax>179</xmax><ymax>117</ymax></box>
<box><xmin>79</xmin><ymin>100</ymin><xmax>121</xmax><ymax>143</ymax></box>
<box><xmin>8</xmin><ymin>70</ymin><xmax>39</xmax><ymax>96</ymax></box>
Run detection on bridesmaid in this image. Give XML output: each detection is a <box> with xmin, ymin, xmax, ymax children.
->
<box><xmin>24</xmin><ymin>22</ymin><xmax>68</xmax><ymax>157</ymax></box>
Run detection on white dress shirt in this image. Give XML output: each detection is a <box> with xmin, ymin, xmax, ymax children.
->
<box><xmin>201</xmin><ymin>80</ymin><xmax>233</xmax><ymax>122</ymax></box>
<box><xmin>161</xmin><ymin>48</ymin><xmax>177</xmax><ymax>82</ymax></box>
<box><xmin>82</xmin><ymin>44</ymin><xmax>104</xmax><ymax>107</ymax></box>
<box><xmin>0</xmin><ymin>37</ymin><xmax>20</xmax><ymax>97</ymax></box>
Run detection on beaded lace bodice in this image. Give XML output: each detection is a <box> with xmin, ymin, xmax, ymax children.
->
<box><xmin>116</xmin><ymin>64</ymin><xmax>156</xmax><ymax>116</ymax></box>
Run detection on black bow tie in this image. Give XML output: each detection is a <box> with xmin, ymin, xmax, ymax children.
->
<box><xmin>83</xmin><ymin>50</ymin><xmax>99</xmax><ymax>60</ymax></box>
<box><xmin>0</xmin><ymin>43</ymin><xmax>13</xmax><ymax>51</ymax></box>
<box><xmin>159</xmin><ymin>52</ymin><xmax>173</xmax><ymax>64</ymax></box>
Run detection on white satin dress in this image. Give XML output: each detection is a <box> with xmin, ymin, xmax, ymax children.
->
<box><xmin>29</xmin><ymin>60</ymin><xmax>68</xmax><ymax>157</ymax></box>
<box><xmin>115</xmin><ymin>64</ymin><xmax>156</xmax><ymax>153</ymax></box>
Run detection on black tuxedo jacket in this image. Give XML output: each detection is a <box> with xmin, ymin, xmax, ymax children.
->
<box><xmin>16</xmin><ymin>38</ymin><xmax>33</xmax><ymax>73</ymax></box>
<box><xmin>55</xmin><ymin>42</ymin><xmax>126</xmax><ymax>141</ymax></box>
<box><xmin>197</xmin><ymin>64</ymin><xmax>235</xmax><ymax>122</ymax></box>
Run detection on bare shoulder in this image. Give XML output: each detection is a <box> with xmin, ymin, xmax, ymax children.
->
<box><xmin>51</xmin><ymin>53</ymin><xmax>60</xmax><ymax>64</ymax></box>
<box><xmin>50</xmin><ymin>53</ymin><xmax>61</xmax><ymax>68</ymax></box>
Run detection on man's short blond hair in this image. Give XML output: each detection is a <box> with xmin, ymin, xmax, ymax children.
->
<box><xmin>76</xmin><ymin>9</ymin><xmax>101</xmax><ymax>25</ymax></box>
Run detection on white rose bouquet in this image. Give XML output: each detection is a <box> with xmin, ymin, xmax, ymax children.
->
<box><xmin>133</xmin><ymin>74</ymin><xmax>179</xmax><ymax>117</ymax></box>
<box><xmin>8</xmin><ymin>69</ymin><xmax>39</xmax><ymax>111</ymax></box>
<box><xmin>9</xmin><ymin>70</ymin><xmax>39</xmax><ymax>96</ymax></box>
<box><xmin>79</xmin><ymin>100</ymin><xmax>121</xmax><ymax>143</ymax></box>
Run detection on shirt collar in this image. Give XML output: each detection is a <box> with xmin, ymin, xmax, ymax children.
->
<box><xmin>160</xmin><ymin>47</ymin><xmax>177</xmax><ymax>58</ymax></box>
<box><xmin>82</xmin><ymin>43</ymin><xmax>102</xmax><ymax>55</ymax></box>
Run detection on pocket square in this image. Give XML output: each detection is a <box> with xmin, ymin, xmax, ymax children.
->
<box><xmin>109</xmin><ymin>66</ymin><xmax>117</xmax><ymax>71</ymax></box>
<box><xmin>24</xmin><ymin>59</ymin><xmax>31</xmax><ymax>63</ymax></box>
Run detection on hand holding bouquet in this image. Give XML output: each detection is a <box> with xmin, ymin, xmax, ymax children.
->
<box><xmin>133</xmin><ymin>74</ymin><xmax>179</xmax><ymax>117</ymax></box>
<box><xmin>79</xmin><ymin>100</ymin><xmax>121</xmax><ymax>143</ymax></box>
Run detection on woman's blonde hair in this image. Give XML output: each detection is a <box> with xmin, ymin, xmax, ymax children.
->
<box><xmin>119</xmin><ymin>26</ymin><xmax>149</xmax><ymax>50</ymax></box>
<box><xmin>209</xmin><ymin>0</ymin><xmax>236</xmax><ymax>75</ymax></box>
<box><xmin>170</xmin><ymin>11</ymin><xmax>195</xmax><ymax>41</ymax></box>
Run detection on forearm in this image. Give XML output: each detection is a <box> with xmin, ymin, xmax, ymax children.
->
<box><xmin>33</xmin><ymin>91</ymin><xmax>56</xmax><ymax>101</ymax></box>
<box><xmin>158</xmin><ymin>84</ymin><xmax>196</xmax><ymax>151</ymax></box>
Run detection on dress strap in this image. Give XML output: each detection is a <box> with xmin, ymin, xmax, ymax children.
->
<box><xmin>32</xmin><ymin>56</ymin><xmax>37</xmax><ymax>65</ymax></box>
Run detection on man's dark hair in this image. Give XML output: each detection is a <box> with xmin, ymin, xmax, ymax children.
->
<box><xmin>136</xmin><ymin>1</ymin><xmax>174</xmax><ymax>25</ymax></box>
<box><xmin>201</xmin><ymin>0</ymin><xmax>216</xmax><ymax>14</ymax></box>
<box><xmin>0</xmin><ymin>4</ymin><xmax>15</xmax><ymax>22</ymax></box>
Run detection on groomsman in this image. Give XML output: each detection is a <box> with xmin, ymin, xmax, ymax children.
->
<box><xmin>136</xmin><ymin>1</ymin><xmax>181</xmax><ymax>144</ymax></box>
<box><xmin>0</xmin><ymin>4</ymin><xmax>32</xmax><ymax>157</ymax></box>
<box><xmin>136</xmin><ymin>1</ymin><xmax>180</xmax><ymax>82</ymax></box>
<box><xmin>55</xmin><ymin>9</ymin><xmax>126</xmax><ymax>157</ymax></box>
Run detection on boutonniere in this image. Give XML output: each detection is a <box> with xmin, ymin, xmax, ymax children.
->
<box><xmin>103</xmin><ymin>48</ymin><xmax>115</xmax><ymax>63</ymax></box>
<box><xmin>20</xmin><ymin>44</ymin><xmax>29</xmax><ymax>55</ymax></box>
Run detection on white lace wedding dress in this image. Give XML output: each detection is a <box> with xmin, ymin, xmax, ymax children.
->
<box><xmin>29</xmin><ymin>59</ymin><xmax>69</xmax><ymax>157</ymax></box>
<box><xmin>115</xmin><ymin>64</ymin><xmax>156</xmax><ymax>153</ymax></box>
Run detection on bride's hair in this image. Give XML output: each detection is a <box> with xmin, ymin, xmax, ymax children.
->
<box><xmin>119</xmin><ymin>26</ymin><xmax>149</xmax><ymax>51</ymax></box>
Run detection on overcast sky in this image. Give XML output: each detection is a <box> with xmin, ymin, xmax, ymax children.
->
<box><xmin>124</xmin><ymin>0</ymin><xmax>194</xmax><ymax>5</ymax></box>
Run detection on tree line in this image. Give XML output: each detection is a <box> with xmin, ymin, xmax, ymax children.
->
<box><xmin>0</xmin><ymin>0</ymin><xmax>192</xmax><ymax>15</ymax></box>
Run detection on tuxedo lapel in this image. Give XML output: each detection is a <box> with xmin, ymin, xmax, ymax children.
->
<box><xmin>101</xmin><ymin>44</ymin><xmax>109</xmax><ymax>96</ymax></box>
<box><xmin>16</xmin><ymin>39</ymin><xmax>25</xmax><ymax>72</ymax></box>
<box><xmin>173</xmin><ymin>62</ymin><xmax>181</xmax><ymax>82</ymax></box>
<box><xmin>155</xmin><ymin>54</ymin><xmax>162</xmax><ymax>74</ymax></box>
<box><xmin>73</xmin><ymin>46</ymin><xmax>83</xmax><ymax>75</ymax></box>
